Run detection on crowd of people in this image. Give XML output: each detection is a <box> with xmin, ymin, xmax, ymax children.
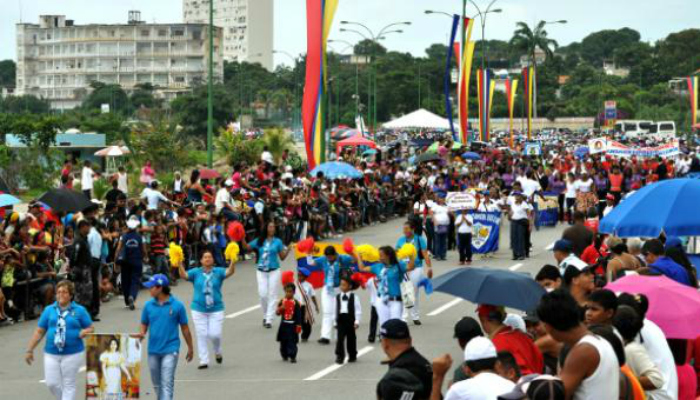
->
<box><xmin>5</xmin><ymin>128</ymin><xmax>700</xmax><ymax>400</ymax></box>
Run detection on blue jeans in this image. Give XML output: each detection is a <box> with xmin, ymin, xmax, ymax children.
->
<box><xmin>435</xmin><ymin>231</ymin><xmax>448</xmax><ymax>260</ymax></box>
<box><xmin>148</xmin><ymin>353</ymin><xmax>178</xmax><ymax>400</ymax></box>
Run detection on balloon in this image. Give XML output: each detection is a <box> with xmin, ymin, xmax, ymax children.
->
<box><xmin>397</xmin><ymin>243</ymin><xmax>417</xmax><ymax>260</ymax></box>
<box><xmin>227</xmin><ymin>221</ymin><xmax>245</xmax><ymax>242</ymax></box>
<box><xmin>297</xmin><ymin>238</ymin><xmax>315</xmax><ymax>254</ymax></box>
<box><xmin>356</xmin><ymin>244</ymin><xmax>380</xmax><ymax>263</ymax></box>
<box><xmin>281</xmin><ymin>271</ymin><xmax>295</xmax><ymax>286</ymax></box>
<box><xmin>343</xmin><ymin>238</ymin><xmax>354</xmax><ymax>254</ymax></box>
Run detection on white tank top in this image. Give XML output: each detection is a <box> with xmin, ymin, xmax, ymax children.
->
<box><xmin>573</xmin><ymin>335</ymin><xmax>620</xmax><ymax>400</ymax></box>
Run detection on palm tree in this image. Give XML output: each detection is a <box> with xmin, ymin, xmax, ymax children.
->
<box><xmin>262</xmin><ymin>128</ymin><xmax>295</xmax><ymax>164</ymax></box>
<box><xmin>509</xmin><ymin>21</ymin><xmax>559</xmax><ymax>66</ymax></box>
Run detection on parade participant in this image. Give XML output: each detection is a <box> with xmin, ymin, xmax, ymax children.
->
<box><xmin>564</xmin><ymin>173</ymin><xmax>577</xmax><ymax>224</ymax></box>
<box><xmin>378</xmin><ymin>319</ymin><xmax>432</xmax><ymax>400</ymax></box>
<box><xmin>357</xmin><ymin>246</ymin><xmax>415</xmax><ymax>328</ymax></box>
<box><xmin>574</xmin><ymin>171</ymin><xmax>598</xmax><ymax>214</ymax></box>
<box><xmin>113</xmin><ymin>216</ymin><xmax>148</xmax><ymax>310</ymax></box>
<box><xmin>307</xmin><ymin>246</ymin><xmax>355</xmax><ymax>344</ymax></box>
<box><xmin>537</xmin><ymin>289</ymin><xmax>619</xmax><ymax>399</ymax></box>
<box><xmin>335</xmin><ymin>276</ymin><xmax>361</xmax><ymax>364</ymax></box>
<box><xmin>367</xmin><ymin>275</ymin><xmax>380</xmax><ymax>343</ymax></box>
<box><xmin>454</xmin><ymin>210</ymin><xmax>473</xmax><ymax>265</ymax></box>
<box><xmin>396</xmin><ymin>220</ymin><xmax>432</xmax><ymax>325</ymax></box>
<box><xmin>242</xmin><ymin>221</ymin><xmax>292</xmax><ymax>329</ymax></box>
<box><xmin>135</xmin><ymin>274</ymin><xmax>194</xmax><ymax>400</ymax></box>
<box><xmin>508</xmin><ymin>192</ymin><xmax>532</xmax><ymax>261</ymax></box>
<box><xmin>295</xmin><ymin>268</ymin><xmax>319</xmax><ymax>342</ymax></box>
<box><xmin>178</xmin><ymin>249</ymin><xmax>236</xmax><ymax>369</ymax></box>
<box><xmin>477</xmin><ymin>304</ymin><xmax>544</xmax><ymax>375</ymax></box>
<box><xmin>276</xmin><ymin>283</ymin><xmax>302</xmax><ymax>363</ymax></box>
<box><xmin>25</xmin><ymin>281</ymin><xmax>94</xmax><ymax>400</ymax></box>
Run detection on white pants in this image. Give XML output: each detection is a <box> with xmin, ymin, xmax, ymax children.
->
<box><xmin>191</xmin><ymin>310</ymin><xmax>224</xmax><ymax>366</ymax></box>
<box><xmin>402</xmin><ymin>267</ymin><xmax>423</xmax><ymax>322</ymax></box>
<box><xmin>44</xmin><ymin>351</ymin><xmax>84</xmax><ymax>400</ymax></box>
<box><xmin>257</xmin><ymin>269</ymin><xmax>281</xmax><ymax>324</ymax></box>
<box><xmin>376</xmin><ymin>300</ymin><xmax>403</xmax><ymax>329</ymax></box>
<box><xmin>320</xmin><ymin>286</ymin><xmax>339</xmax><ymax>340</ymax></box>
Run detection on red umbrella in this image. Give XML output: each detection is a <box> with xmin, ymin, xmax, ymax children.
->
<box><xmin>199</xmin><ymin>168</ymin><xmax>221</xmax><ymax>180</ymax></box>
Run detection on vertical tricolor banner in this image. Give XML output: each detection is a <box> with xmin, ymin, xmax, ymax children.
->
<box><xmin>444</xmin><ymin>15</ymin><xmax>460</xmax><ymax>140</ymax></box>
<box><xmin>688</xmin><ymin>76</ymin><xmax>698</xmax><ymax>128</ymax></box>
<box><xmin>505</xmin><ymin>78</ymin><xmax>519</xmax><ymax>148</ymax></box>
<box><xmin>458</xmin><ymin>18</ymin><xmax>475</xmax><ymax>144</ymax></box>
<box><xmin>302</xmin><ymin>0</ymin><xmax>338</xmax><ymax>169</ymax></box>
<box><xmin>522</xmin><ymin>67</ymin><xmax>534</xmax><ymax>140</ymax></box>
<box><xmin>476</xmin><ymin>69</ymin><xmax>495</xmax><ymax>142</ymax></box>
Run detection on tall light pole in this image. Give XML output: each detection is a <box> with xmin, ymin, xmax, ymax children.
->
<box><xmin>530</xmin><ymin>19</ymin><xmax>567</xmax><ymax>119</ymax></box>
<box><xmin>273</xmin><ymin>50</ymin><xmax>300</xmax><ymax>130</ymax></box>
<box><xmin>207</xmin><ymin>0</ymin><xmax>214</xmax><ymax>167</ymax></box>
<box><xmin>468</xmin><ymin>1</ymin><xmax>502</xmax><ymax>73</ymax></box>
<box><xmin>340</xmin><ymin>21</ymin><xmax>410</xmax><ymax>133</ymax></box>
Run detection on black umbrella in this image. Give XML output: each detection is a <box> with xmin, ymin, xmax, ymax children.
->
<box><xmin>38</xmin><ymin>188</ymin><xmax>93</xmax><ymax>213</ymax></box>
<box><xmin>414</xmin><ymin>153</ymin><xmax>442</xmax><ymax>164</ymax></box>
<box><xmin>432</xmin><ymin>267</ymin><xmax>546</xmax><ymax>311</ymax></box>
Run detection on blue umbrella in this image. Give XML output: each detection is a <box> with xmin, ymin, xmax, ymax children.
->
<box><xmin>432</xmin><ymin>267</ymin><xmax>545</xmax><ymax>311</ymax></box>
<box><xmin>600</xmin><ymin>179</ymin><xmax>700</xmax><ymax>238</ymax></box>
<box><xmin>310</xmin><ymin>161</ymin><xmax>362</xmax><ymax>180</ymax></box>
<box><xmin>461</xmin><ymin>152</ymin><xmax>481</xmax><ymax>161</ymax></box>
<box><xmin>0</xmin><ymin>194</ymin><xmax>20</xmax><ymax>208</ymax></box>
<box><xmin>574</xmin><ymin>146</ymin><xmax>589</xmax><ymax>159</ymax></box>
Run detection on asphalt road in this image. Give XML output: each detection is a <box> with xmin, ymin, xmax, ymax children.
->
<box><xmin>0</xmin><ymin>218</ymin><xmax>565</xmax><ymax>400</ymax></box>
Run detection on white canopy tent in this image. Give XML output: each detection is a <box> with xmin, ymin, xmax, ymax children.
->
<box><xmin>383</xmin><ymin>108</ymin><xmax>451</xmax><ymax>130</ymax></box>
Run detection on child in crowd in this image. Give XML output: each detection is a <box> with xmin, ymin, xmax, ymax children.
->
<box><xmin>276</xmin><ymin>283</ymin><xmax>302</xmax><ymax>363</ymax></box>
<box><xmin>335</xmin><ymin>276</ymin><xmax>361</xmax><ymax>364</ymax></box>
<box><xmin>366</xmin><ymin>275</ymin><xmax>379</xmax><ymax>343</ymax></box>
<box><xmin>295</xmin><ymin>268</ymin><xmax>319</xmax><ymax>342</ymax></box>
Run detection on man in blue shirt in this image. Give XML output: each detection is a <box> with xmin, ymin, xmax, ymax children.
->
<box><xmin>136</xmin><ymin>274</ymin><xmax>194</xmax><ymax>400</ymax></box>
<box><xmin>308</xmin><ymin>246</ymin><xmax>356</xmax><ymax>344</ymax></box>
<box><xmin>642</xmin><ymin>239</ymin><xmax>693</xmax><ymax>286</ymax></box>
<box><xmin>396</xmin><ymin>220</ymin><xmax>432</xmax><ymax>325</ymax></box>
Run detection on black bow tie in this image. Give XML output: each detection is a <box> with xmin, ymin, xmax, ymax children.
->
<box><xmin>342</xmin><ymin>294</ymin><xmax>349</xmax><ymax>301</ymax></box>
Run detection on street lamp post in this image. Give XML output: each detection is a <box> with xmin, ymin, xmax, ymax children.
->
<box><xmin>207</xmin><ymin>0</ymin><xmax>214</xmax><ymax>167</ymax></box>
<box><xmin>340</xmin><ymin>20</ymin><xmax>411</xmax><ymax>133</ymax></box>
<box><xmin>273</xmin><ymin>50</ymin><xmax>300</xmax><ymax>130</ymax></box>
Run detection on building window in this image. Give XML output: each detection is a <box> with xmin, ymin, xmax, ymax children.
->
<box><xmin>158</xmin><ymin>29</ymin><xmax>167</xmax><ymax>37</ymax></box>
<box><xmin>173</xmin><ymin>29</ymin><xmax>185</xmax><ymax>36</ymax></box>
<box><xmin>141</xmin><ymin>29</ymin><xmax>150</xmax><ymax>37</ymax></box>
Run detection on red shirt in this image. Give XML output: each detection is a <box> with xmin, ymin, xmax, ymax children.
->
<box><xmin>492</xmin><ymin>326</ymin><xmax>544</xmax><ymax>375</ymax></box>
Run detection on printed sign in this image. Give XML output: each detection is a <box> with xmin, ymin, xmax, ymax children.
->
<box><xmin>471</xmin><ymin>212</ymin><xmax>501</xmax><ymax>254</ymax></box>
<box><xmin>523</xmin><ymin>142</ymin><xmax>543</xmax><ymax>156</ymax></box>
<box><xmin>85</xmin><ymin>334</ymin><xmax>141</xmax><ymax>400</ymax></box>
<box><xmin>446</xmin><ymin>192</ymin><xmax>477</xmax><ymax>211</ymax></box>
<box><xmin>606</xmin><ymin>140</ymin><xmax>680</xmax><ymax>159</ymax></box>
<box><xmin>588</xmin><ymin>138</ymin><xmax>608</xmax><ymax>154</ymax></box>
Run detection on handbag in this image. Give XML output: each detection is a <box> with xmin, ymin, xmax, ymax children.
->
<box><xmin>400</xmin><ymin>272</ymin><xmax>415</xmax><ymax>309</ymax></box>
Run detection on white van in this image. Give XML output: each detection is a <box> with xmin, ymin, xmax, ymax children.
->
<box><xmin>614</xmin><ymin>120</ymin><xmax>653</xmax><ymax>138</ymax></box>
<box><xmin>648</xmin><ymin>121</ymin><xmax>676</xmax><ymax>141</ymax></box>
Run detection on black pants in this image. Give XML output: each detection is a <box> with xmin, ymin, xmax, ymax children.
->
<box><xmin>335</xmin><ymin>314</ymin><xmax>357</xmax><ymax>360</ymax></box>
<box><xmin>300</xmin><ymin>305</ymin><xmax>312</xmax><ymax>341</ymax></box>
<box><xmin>90</xmin><ymin>258</ymin><xmax>101</xmax><ymax>317</ymax></box>
<box><xmin>565</xmin><ymin>198</ymin><xmax>575</xmax><ymax>224</ymax></box>
<box><xmin>511</xmin><ymin>219</ymin><xmax>529</xmax><ymax>258</ymax></box>
<box><xmin>558</xmin><ymin>194</ymin><xmax>565</xmax><ymax>222</ymax></box>
<box><xmin>278</xmin><ymin>323</ymin><xmax>299</xmax><ymax>360</ymax></box>
<box><xmin>368</xmin><ymin>306</ymin><xmax>378</xmax><ymax>341</ymax></box>
<box><xmin>83</xmin><ymin>189</ymin><xmax>91</xmax><ymax>200</ymax></box>
<box><xmin>458</xmin><ymin>233</ymin><xmax>473</xmax><ymax>262</ymax></box>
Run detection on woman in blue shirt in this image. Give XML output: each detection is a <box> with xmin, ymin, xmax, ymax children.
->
<box><xmin>243</xmin><ymin>221</ymin><xmax>292</xmax><ymax>329</ymax></box>
<box><xmin>25</xmin><ymin>280</ymin><xmax>94</xmax><ymax>400</ymax></box>
<box><xmin>357</xmin><ymin>246</ymin><xmax>414</xmax><ymax>329</ymax></box>
<box><xmin>179</xmin><ymin>249</ymin><xmax>236</xmax><ymax>369</ymax></box>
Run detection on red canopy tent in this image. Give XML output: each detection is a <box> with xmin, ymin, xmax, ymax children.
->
<box><xmin>336</xmin><ymin>134</ymin><xmax>377</xmax><ymax>156</ymax></box>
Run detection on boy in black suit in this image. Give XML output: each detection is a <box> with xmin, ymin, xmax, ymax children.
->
<box><xmin>335</xmin><ymin>277</ymin><xmax>361</xmax><ymax>364</ymax></box>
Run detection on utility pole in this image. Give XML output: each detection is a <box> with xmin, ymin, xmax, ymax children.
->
<box><xmin>206</xmin><ymin>0</ymin><xmax>214</xmax><ymax>168</ymax></box>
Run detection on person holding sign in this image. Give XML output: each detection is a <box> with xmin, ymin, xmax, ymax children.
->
<box><xmin>25</xmin><ymin>280</ymin><xmax>94</xmax><ymax>400</ymax></box>
<box><xmin>178</xmin><ymin>249</ymin><xmax>237</xmax><ymax>369</ymax></box>
<box><xmin>396</xmin><ymin>220</ymin><xmax>432</xmax><ymax>325</ymax></box>
<box><xmin>356</xmin><ymin>246</ymin><xmax>415</xmax><ymax>328</ymax></box>
<box><xmin>242</xmin><ymin>221</ymin><xmax>292</xmax><ymax>329</ymax></box>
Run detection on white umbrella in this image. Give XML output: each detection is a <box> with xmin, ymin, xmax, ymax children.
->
<box><xmin>95</xmin><ymin>146</ymin><xmax>130</xmax><ymax>157</ymax></box>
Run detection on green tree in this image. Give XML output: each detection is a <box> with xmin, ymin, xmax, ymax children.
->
<box><xmin>130</xmin><ymin>83</ymin><xmax>162</xmax><ymax>110</ymax></box>
<box><xmin>0</xmin><ymin>95</ymin><xmax>50</xmax><ymax>114</ymax></box>
<box><xmin>129</xmin><ymin>112</ymin><xmax>193</xmax><ymax>173</ymax></box>
<box><xmin>171</xmin><ymin>84</ymin><xmax>235</xmax><ymax>140</ymax></box>
<box><xmin>0</xmin><ymin>60</ymin><xmax>16</xmax><ymax>88</ymax></box>
<box><xmin>510</xmin><ymin>21</ymin><xmax>559</xmax><ymax>65</ymax></box>
<box><xmin>82</xmin><ymin>81</ymin><xmax>131</xmax><ymax>115</ymax></box>
<box><xmin>215</xmin><ymin>129</ymin><xmax>263</xmax><ymax>166</ymax></box>
<box><xmin>262</xmin><ymin>128</ymin><xmax>294</xmax><ymax>164</ymax></box>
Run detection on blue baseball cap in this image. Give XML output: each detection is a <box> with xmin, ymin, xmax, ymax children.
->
<box><xmin>552</xmin><ymin>239</ymin><xmax>573</xmax><ymax>253</ymax></box>
<box><xmin>144</xmin><ymin>274</ymin><xmax>170</xmax><ymax>288</ymax></box>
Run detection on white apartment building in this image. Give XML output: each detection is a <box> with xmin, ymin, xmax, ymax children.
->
<box><xmin>183</xmin><ymin>0</ymin><xmax>273</xmax><ymax>70</ymax></box>
<box><xmin>16</xmin><ymin>12</ymin><xmax>224</xmax><ymax>110</ymax></box>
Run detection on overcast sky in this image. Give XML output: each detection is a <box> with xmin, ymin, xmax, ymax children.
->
<box><xmin>1</xmin><ymin>0</ymin><xmax>698</xmax><ymax>66</ymax></box>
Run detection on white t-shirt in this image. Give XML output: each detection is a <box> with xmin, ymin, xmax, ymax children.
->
<box><xmin>565</xmin><ymin>181</ymin><xmax>577</xmax><ymax>199</ymax></box>
<box><xmin>444</xmin><ymin>371</ymin><xmax>515</xmax><ymax>400</ymax></box>
<box><xmin>432</xmin><ymin>205</ymin><xmax>450</xmax><ymax>226</ymax></box>
<box><xmin>215</xmin><ymin>188</ymin><xmax>231</xmax><ymax>213</ymax></box>
<box><xmin>574</xmin><ymin>179</ymin><xmax>594</xmax><ymax>194</ymax></box>
<box><xmin>140</xmin><ymin>187</ymin><xmax>168</xmax><ymax>210</ymax></box>
<box><xmin>638</xmin><ymin>319</ymin><xmax>678</xmax><ymax>400</ymax></box>
<box><xmin>455</xmin><ymin>213</ymin><xmax>473</xmax><ymax>234</ymax></box>
<box><xmin>520</xmin><ymin>178</ymin><xmax>542</xmax><ymax>198</ymax></box>
<box><xmin>261</xmin><ymin>151</ymin><xmax>274</xmax><ymax>164</ymax></box>
<box><xmin>81</xmin><ymin>167</ymin><xmax>94</xmax><ymax>190</ymax></box>
<box><xmin>117</xmin><ymin>172</ymin><xmax>128</xmax><ymax>193</ymax></box>
<box><xmin>510</xmin><ymin>201</ymin><xmax>532</xmax><ymax>220</ymax></box>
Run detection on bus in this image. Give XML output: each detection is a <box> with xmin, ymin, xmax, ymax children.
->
<box><xmin>614</xmin><ymin>120</ymin><xmax>654</xmax><ymax>138</ymax></box>
<box><xmin>648</xmin><ymin>121</ymin><xmax>676</xmax><ymax>141</ymax></box>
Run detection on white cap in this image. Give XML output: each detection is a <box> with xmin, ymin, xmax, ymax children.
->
<box><xmin>126</xmin><ymin>216</ymin><xmax>140</xmax><ymax>229</ymax></box>
<box><xmin>464</xmin><ymin>337</ymin><xmax>497</xmax><ymax>362</ymax></box>
<box><xmin>224</xmin><ymin>179</ymin><xmax>234</xmax><ymax>187</ymax></box>
<box><xmin>504</xmin><ymin>313</ymin><xmax>527</xmax><ymax>333</ymax></box>
<box><xmin>285</xmin><ymin>165</ymin><xmax>292</xmax><ymax>172</ymax></box>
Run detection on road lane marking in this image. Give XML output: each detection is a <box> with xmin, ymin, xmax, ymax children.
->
<box><xmin>225</xmin><ymin>305</ymin><xmax>261</xmax><ymax>319</ymax></box>
<box><xmin>544</xmin><ymin>242</ymin><xmax>555</xmax><ymax>251</ymax></box>
<box><xmin>509</xmin><ymin>263</ymin><xmax>523</xmax><ymax>271</ymax></box>
<box><xmin>304</xmin><ymin>346</ymin><xmax>374</xmax><ymax>381</ymax></box>
<box><xmin>427</xmin><ymin>298</ymin><xmax>463</xmax><ymax>316</ymax></box>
